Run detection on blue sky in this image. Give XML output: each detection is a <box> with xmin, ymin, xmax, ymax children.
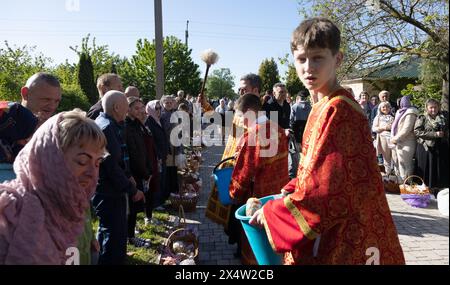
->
<box><xmin>1</xmin><ymin>0</ymin><xmax>303</xmax><ymax>90</ymax></box>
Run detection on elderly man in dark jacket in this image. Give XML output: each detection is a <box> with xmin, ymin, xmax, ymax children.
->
<box><xmin>93</xmin><ymin>90</ymin><xmax>145</xmax><ymax>265</ymax></box>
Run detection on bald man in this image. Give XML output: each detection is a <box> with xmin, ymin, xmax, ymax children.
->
<box><xmin>93</xmin><ymin>90</ymin><xmax>144</xmax><ymax>265</ymax></box>
<box><xmin>87</xmin><ymin>73</ymin><xmax>124</xmax><ymax>120</ymax></box>
<box><xmin>20</xmin><ymin>72</ymin><xmax>62</xmax><ymax>124</ymax></box>
<box><xmin>124</xmin><ymin>86</ymin><xmax>140</xmax><ymax>98</ymax></box>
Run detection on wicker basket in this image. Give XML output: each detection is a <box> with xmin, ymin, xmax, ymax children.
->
<box><xmin>169</xmin><ymin>190</ymin><xmax>199</xmax><ymax>212</ymax></box>
<box><xmin>400</xmin><ymin>175</ymin><xmax>431</xmax><ymax>208</ymax></box>
<box><xmin>165</xmin><ymin>227</ymin><xmax>199</xmax><ymax>263</ymax></box>
<box><xmin>383</xmin><ymin>177</ymin><xmax>400</xmax><ymax>194</ymax></box>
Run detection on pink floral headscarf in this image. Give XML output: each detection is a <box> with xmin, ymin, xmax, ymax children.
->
<box><xmin>0</xmin><ymin>113</ymin><xmax>97</xmax><ymax>264</ymax></box>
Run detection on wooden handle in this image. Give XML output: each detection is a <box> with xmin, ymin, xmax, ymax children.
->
<box><xmin>178</xmin><ymin>205</ymin><xmax>186</xmax><ymax>227</ymax></box>
<box><xmin>199</xmin><ymin>64</ymin><xmax>211</xmax><ymax>99</ymax></box>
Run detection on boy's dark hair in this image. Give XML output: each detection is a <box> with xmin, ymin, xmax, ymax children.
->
<box><xmin>298</xmin><ymin>90</ymin><xmax>309</xmax><ymax>99</ymax></box>
<box><xmin>291</xmin><ymin>17</ymin><xmax>341</xmax><ymax>55</ymax></box>
<box><xmin>236</xmin><ymin>93</ymin><xmax>261</xmax><ymax>113</ymax></box>
<box><xmin>240</xmin><ymin>73</ymin><xmax>262</xmax><ymax>93</ymax></box>
<box><xmin>273</xmin><ymin>82</ymin><xmax>286</xmax><ymax>89</ymax></box>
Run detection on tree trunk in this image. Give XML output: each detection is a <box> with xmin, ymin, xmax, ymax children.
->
<box><xmin>442</xmin><ymin>67</ymin><xmax>449</xmax><ymax>112</ymax></box>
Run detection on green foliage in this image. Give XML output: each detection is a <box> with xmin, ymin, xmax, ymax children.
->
<box><xmin>54</xmin><ymin>60</ymin><xmax>77</xmax><ymax>85</ymax></box>
<box><xmin>0</xmin><ymin>72</ymin><xmax>21</xmax><ymax>101</ymax></box>
<box><xmin>401</xmin><ymin>82</ymin><xmax>441</xmax><ymax>112</ymax></box>
<box><xmin>121</xmin><ymin>36</ymin><xmax>202</xmax><ymax>101</ymax></box>
<box><xmin>0</xmin><ymin>41</ymin><xmax>51</xmax><ymax>101</ymax></box>
<box><xmin>57</xmin><ymin>84</ymin><xmax>91</xmax><ymax>112</ymax></box>
<box><xmin>285</xmin><ymin>64</ymin><xmax>306</xmax><ymax>96</ymax></box>
<box><xmin>419</xmin><ymin>57</ymin><xmax>446</xmax><ymax>91</ymax></box>
<box><xmin>77</xmin><ymin>52</ymin><xmax>98</xmax><ymax>104</ymax></box>
<box><xmin>70</xmin><ymin>34</ymin><xmax>124</xmax><ymax>82</ymax></box>
<box><xmin>258</xmin><ymin>58</ymin><xmax>280</xmax><ymax>94</ymax></box>
<box><xmin>206</xmin><ymin>68</ymin><xmax>237</xmax><ymax>99</ymax></box>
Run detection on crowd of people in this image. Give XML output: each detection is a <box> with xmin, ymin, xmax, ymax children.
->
<box><xmin>353</xmin><ymin>89</ymin><xmax>449</xmax><ymax>195</ymax></box>
<box><xmin>0</xmin><ymin>72</ymin><xmax>198</xmax><ymax>264</ymax></box>
<box><xmin>0</xmin><ymin>16</ymin><xmax>447</xmax><ymax>265</ymax></box>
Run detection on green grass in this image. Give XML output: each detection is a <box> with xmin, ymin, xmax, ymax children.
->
<box><xmin>92</xmin><ymin>210</ymin><xmax>170</xmax><ymax>265</ymax></box>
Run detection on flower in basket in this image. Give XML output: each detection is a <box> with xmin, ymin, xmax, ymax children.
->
<box><xmin>183</xmin><ymin>191</ymin><xmax>198</xmax><ymax>198</ymax></box>
<box><xmin>400</xmin><ymin>176</ymin><xmax>431</xmax><ymax>208</ymax></box>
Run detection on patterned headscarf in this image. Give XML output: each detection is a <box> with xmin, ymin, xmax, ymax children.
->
<box><xmin>0</xmin><ymin>113</ymin><xmax>97</xmax><ymax>264</ymax></box>
<box><xmin>391</xmin><ymin>96</ymin><xmax>412</xmax><ymax>136</ymax></box>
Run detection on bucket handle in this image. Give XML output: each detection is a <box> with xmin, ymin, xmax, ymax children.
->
<box><xmin>213</xmin><ymin>156</ymin><xmax>235</xmax><ymax>172</ymax></box>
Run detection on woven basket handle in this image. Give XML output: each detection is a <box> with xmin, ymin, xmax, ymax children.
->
<box><xmin>403</xmin><ymin>175</ymin><xmax>426</xmax><ymax>193</ymax></box>
<box><xmin>165</xmin><ymin>227</ymin><xmax>186</xmax><ymax>247</ymax></box>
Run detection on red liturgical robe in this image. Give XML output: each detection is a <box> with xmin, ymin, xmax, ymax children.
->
<box><xmin>262</xmin><ymin>89</ymin><xmax>405</xmax><ymax>265</ymax></box>
<box><xmin>229</xmin><ymin>117</ymin><xmax>289</xmax><ymax>203</ymax></box>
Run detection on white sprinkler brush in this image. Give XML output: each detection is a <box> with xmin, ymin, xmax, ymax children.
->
<box><xmin>199</xmin><ymin>49</ymin><xmax>219</xmax><ymax>97</ymax></box>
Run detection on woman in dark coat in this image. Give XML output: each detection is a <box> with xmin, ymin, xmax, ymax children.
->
<box><xmin>145</xmin><ymin>100</ymin><xmax>169</xmax><ymax>208</ymax></box>
<box><xmin>414</xmin><ymin>98</ymin><xmax>449</xmax><ymax>196</ymax></box>
<box><xmin>125</xmin><ymin>97</ymin><xmax>153</xmax><ymax>247</ymax></box>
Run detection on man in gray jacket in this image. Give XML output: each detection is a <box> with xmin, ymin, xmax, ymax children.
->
<box><xmin>289</xmin><ymin>90</ymin><xmax>312</xmax><ymax>178</ymax></box>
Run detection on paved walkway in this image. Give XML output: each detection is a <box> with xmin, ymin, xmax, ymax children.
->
<box><xmin>180</xmin><ymin>144</ymin><xmax>448</xmax><ymax>265</ymax></box>
<box><xmin>180</xmin><ymin>145</ymin><xmax>241</xmax><ymax>265</ymax></box>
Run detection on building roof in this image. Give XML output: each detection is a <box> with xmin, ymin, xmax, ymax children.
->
<box><xmin>345</xmin><ymin>57</ymin><xmax>421</xmax><ymax>80</ymax></box>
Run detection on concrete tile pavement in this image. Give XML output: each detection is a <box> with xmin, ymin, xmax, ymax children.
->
<box><xmin>387</xmin><ymin>193</ymin><xmax>449</xmax><ymax>265</ymax></box>
<box><xmin>177</xmin><ymin>144</ymin><xmax>241</xmax><ymax>265</ymax></box>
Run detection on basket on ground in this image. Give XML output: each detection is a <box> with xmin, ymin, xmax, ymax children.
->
<box><xmin>169</xmin><ymin>190</ymin><xmax>199</xmax><ymax>212</ymax></box>
<box><xmin>383</xmin><ymin>176</ymin><xmax>400</xmax><ymax>194</ymax></box>
<box><xmin>165</xmin><ymin>227</ymin><xmax>199</xmax><ymax>263</ymax></box>
<box><xmin>399</xmin><ymin>175</ymin><xmax>431</xmax><ymax>208</ymax></box>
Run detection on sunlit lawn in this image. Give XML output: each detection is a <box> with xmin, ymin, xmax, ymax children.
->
<box><xmin>92</xmin><ymin>210</ymin><xmax>170</xmax><ymax>265</ymax></box>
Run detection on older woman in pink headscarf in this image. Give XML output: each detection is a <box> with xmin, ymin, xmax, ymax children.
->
<box><xmin>0</xmin><ymin>109</ymin><xmax>106</xmax><ymax>264</ymax></box>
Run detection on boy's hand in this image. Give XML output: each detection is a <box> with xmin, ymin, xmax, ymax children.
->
<box><xmin>249</xmin><ymin>208</ymin><xmax>264</xmax><ymax>228</ymax></box>
<box><xmin>281</xmin><ymin>189</ymin><xmax>290</xmax><ymax>196</ymax></box>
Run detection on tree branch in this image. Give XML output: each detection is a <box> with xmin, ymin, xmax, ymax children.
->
<box><xmin>379</xmin><ymin>0</ymin><xmax>441</xmax><ymax>42</ymax></box>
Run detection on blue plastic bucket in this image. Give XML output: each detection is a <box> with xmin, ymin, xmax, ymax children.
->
<box><xmin>213</xmin><ymin>167</ymin><xmax>233</xmax><ymax>205</ymax></box>
<box><xmin>0</xmin><ymin>163</ymin><xmax>15</xmax><ymax>183</ymax></box>
<box><xmin>235</xmin><ymin>194</ymin><xmax>283</xmax><ymax>265</ymax></box>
